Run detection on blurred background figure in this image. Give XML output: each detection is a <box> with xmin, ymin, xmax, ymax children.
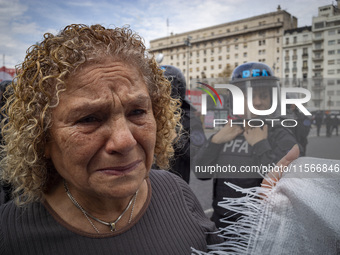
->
<box><xmin>286</xmin><ymin>95</ymin><xmax>311</xmax><ymax>156</ymax></box>
<box><xmin>159</xmin><ymin>65</ymin><xmax>206</xmax><ymax>183</ymax></box>
<box><xmin>325</xmin><ymin>113</ymin><xmax>332</xmax><ymax>137</ymax></box>
<box><xmin>314</xmin><ymin>110</ymin><xmax>324</xmax><ymax>136</ymax></box>
<box><xmin>330</xmin><ymin>112</ymin><xmax>339</xmax><ymax>136</ymax></box>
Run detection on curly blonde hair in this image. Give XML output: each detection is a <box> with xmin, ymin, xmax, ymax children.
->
<box><xmin>0</xmin><ymin>24</ymin><xmax>181</xmax><ymax>205</ymax></box>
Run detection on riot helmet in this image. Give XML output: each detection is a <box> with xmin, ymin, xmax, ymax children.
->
<box><xmin>228</xmin><ymin>62</ymin><xmax>280</xmax><ymax>120</ymax></box>
<box><xmin>160</xmin><ymin>65</ymin><xmax>186</xmax><ymax>101</ymax></box>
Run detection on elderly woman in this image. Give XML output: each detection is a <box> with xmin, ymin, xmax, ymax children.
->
<box><xmin>0</xmin><ymin>24</ymin><xmax>222</xmax><ymax>254</ymax></box>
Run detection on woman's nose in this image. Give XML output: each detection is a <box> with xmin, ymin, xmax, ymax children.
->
<box><xmin>104</xmin><ymin>118</ymin><xmax>137</xmax><ymax>155</ymax></box>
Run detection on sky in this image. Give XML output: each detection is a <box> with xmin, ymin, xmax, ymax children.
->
<box><xmin>0</xmin><ymin>0</ymin><xmax>335</xmax><ymax>68</ymax></box>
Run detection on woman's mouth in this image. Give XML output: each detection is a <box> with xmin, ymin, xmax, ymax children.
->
<box><xmin>97</xmin><ymin>160</ymin><xmax>142</xmax><ymax>176</ymax></box>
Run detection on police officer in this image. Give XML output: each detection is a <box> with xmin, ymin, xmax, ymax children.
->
<box><xmin>157</xmin><ymin>65</ymin><xmax>206</xmax><ymax>183</ymax></box>
<box><xmin>193</xmin><ymin>62</ymin><xmax>298</xmax><ymax>228</ymax></box>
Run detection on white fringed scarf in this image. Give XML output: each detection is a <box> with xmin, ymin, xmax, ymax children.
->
<box><xmin>193</xmin><ymin>157</ymin><xmax>340</xmax><ymax>255</ymax></box>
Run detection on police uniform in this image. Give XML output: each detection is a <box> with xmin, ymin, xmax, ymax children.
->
<box><xmin>192</xmin><ymin>62</ymin><xmax>299</xmax><ymax>228</ymax></box>
<box><xmin>194</xmin><ymin>125</ymin><xmax>297</xmax><ymax>228</ymax></box>
<box><xmin>158</xmin><ymin>65</ymin><xmax>206</xmax><ymax>183</ymax></box>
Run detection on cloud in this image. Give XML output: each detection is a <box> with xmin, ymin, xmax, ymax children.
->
<box><xmin>1</xmin><ymin>0</ymin><xmax>334</xmax><ymax>67</ymax></box>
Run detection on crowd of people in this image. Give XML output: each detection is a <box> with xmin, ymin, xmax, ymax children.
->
<box><xmin>0</xmin><ymin>23</ymin><xmax>338</xmax><ymax>254</ymax></box>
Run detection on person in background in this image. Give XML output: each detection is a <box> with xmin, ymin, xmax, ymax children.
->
<box><xmin>286</xmin><ymin>102</ymin><xmax>311</xmax><ymax>156</ymax></box>
<box><xmin>325</xmin><ymin>113</ymin><xmax>332</xmax><ymax>137</ymax></box>
<box><xmin>193</xmin><ymin>62</ymin><xmax>298</xmax><ymax>229</ymax></box>
<box><xmin>157</xmin><ymin>65</ymin><xmax>206</xmax><ymax>183</ymax></box>
<box><xmin>0</xmin><ymin>24</ymin><xmax>223</xmax><ymax>255</ymax></box>
<box><xmin>330</xmin><ymin>113</ymin><xmax>339</xmax><ymax>136</ymax></box>
<box><xmin>314</xmin><ymin>110</ymin><xmax>323</xmax><ymax>136</ymax></box>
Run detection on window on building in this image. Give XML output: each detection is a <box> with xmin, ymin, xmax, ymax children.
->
<box><xmin>196</xmin><ymin>67</ymin><xmax>200</xmax><ymax>72</ymax></box>
<box><xmin>211</xmin><ymin>65</ymin><xmax>214</xmax><ymax>70</ymax></box>
<box><xmin>244</xmin><ymin>52</ymin><xmax>247</xmax><ymax>58</ymax></box>
<box><xmin>329</xmin><ymin>30</ymin><xmax>336</xmax><ymax>36</ymax></box>
<box><xmin>328</xmin><ymin>80</ymin><xmax>335</xmax><ymax>85</ymax></box>
<box><xmin>211</xmin><ymin>57</ymin><xmax>214</xmax><ymax>62</ymax></box>
<box><xmin>196</xmin><ymin>59</ymin><xmax>200</xmax><ymax>64</ymax></box>
<box><xmin>315</xmin><ymin>42</ymin><xmax>322</xmax><ymax>49</ymax></box>
<box><xmin>203</xmin><ymin>58</ymin><xmax>207</xmax><ymax>63</ymax></box>
<box><xmin>328</xmin><ymin>70</ymin><xmax>335</xmax><ymax>75</ymax></box>
<box><xmin>218</xmin><ymin>64</ymin><xmax>222</xmax><ymax>69</ymax></box>
<box><xmin>218</xmin><ymin>56</ymin><xmax>222</xmax><ymax>61</ymax></box>
<box><xmin>303</xmin><ymin>60</ymin><xmax>308</xmax><ymax>68</ymax></box>
<box><xmin>226</xmin><ymin>55</ymin><xmax>230</xmax><ymax>59</ymax></box>
<box><xmin>286</xmin><ymin>38</ymin><xmax>289</xmax><ymax>45</ymax></box>
<box><xmin>235</xmin><ymin>44</ymin><xmax>239</xmax><ymax>50</ymax></box>
<box><xmin>293</xmin><ymin>36</ymin><xmax>297</xmax><ymax>43</ymax></box>
<box><xmin>327</xmin><ymin>90</ymin><xmax>334</xmax><ymax>96</ymax></box>
<box><xmin>328</xmin><ymin>40</ymin><xmax>336</xmax><ymax>45</ymax></box>
<box><xmin>328</xmin><ymin>60</ymin><xmax>335</xmax><ymax>65</ymax></box>
<box><xmin>315</xmin><ymin>22</ymin><xmax>324</xmax><ymax>29</ymax></box>
<box><xmin>315</xmin><ymin>32</ymin><xmax>322</xmax><ymax>38</ymax></box>
<box><xmin>328</xmin><ymin>50</ymin><xmax>335</xmax><ymax>55</ymax></box>
<box><xmin>244</xmin><ymin>43</ymin><xmax>247</xmax><ymax>48</ymax></box>
<box><xmin>235</xmin><ymin>54</ymin><xmax>239</xmax><ymax>59</ymax></box>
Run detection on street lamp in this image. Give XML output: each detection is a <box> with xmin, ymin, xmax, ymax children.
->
<box><xmin>184</xmin><ymin>36</ymin><xmax>192</xmax><ymax>90</ymax></box>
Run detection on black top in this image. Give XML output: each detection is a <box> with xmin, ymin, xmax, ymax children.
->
<box><xmin>0</xmin><ymin>170</ymin><xmax>222</xmax><ymax>255</ymax></box>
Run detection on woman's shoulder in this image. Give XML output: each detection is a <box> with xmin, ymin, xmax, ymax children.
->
<box><xmin>149</xmin><ymin>169</ymin><xmax>188</xmax><ymax>189</ymax></box>
<box><xmin>148</xmin><ymin>169</ymin><xmax>198</xmax><ymax>208</ymax></box>
<box><xmin>0</xmin><ymin>200</ymin><xmax>41</xmax><ymax>220</ymax></box>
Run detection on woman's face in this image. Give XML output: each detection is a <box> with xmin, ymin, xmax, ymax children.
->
<box><xmin>45</xmin><ymin>60</ymin><xmax>156</xmax><ymax>199</ymax></box>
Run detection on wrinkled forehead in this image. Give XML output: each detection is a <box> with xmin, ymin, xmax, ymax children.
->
<box><xmin>64</xmin><ymin>60</ymin><xmax>146</xmax><ymax>95</ymax></box>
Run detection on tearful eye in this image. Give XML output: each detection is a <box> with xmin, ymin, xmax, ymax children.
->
<box><xmin>130</xmin><ymin>109</ymin><xmax>147</xmax><ymax>116</ymax></box>
<box><xmin>77</xmin><ymin>116</ymin><xmax>100</xmax><ymax>124</ymax></box>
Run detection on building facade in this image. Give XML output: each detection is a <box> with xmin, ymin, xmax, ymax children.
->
<box><xmin>311</xmin><ymin>1</ymin><xmax>340</xmax><ymax>110</ymax></box>
<box><xmin>149</xmin><ymin>6</ymin><xmax>297</xmax><ymax>89</ymax></box>
<box><xmin>282</xmin><ymin>1</ymin><xmax>340</xmax><ymax>111</ymax></box>
<box><xmin>282</xmin><ymin>26</ymin><xmax>314</xmax><ymax>109</ymax></box>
